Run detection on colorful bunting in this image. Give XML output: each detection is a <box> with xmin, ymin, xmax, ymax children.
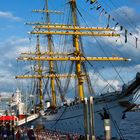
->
<box><xmin>120</xmin><ymin>26</ymin><xmax>123</xmax><ymax>31</ymax></box>
<box><xmin>86</xmin><ymin>0</ymin><xmax>139</xmax><ymax>47</ymax></box>
<box><xmin>96</xmin><ymin>5</ymin><xmax>101</xmax><ymax>10</ymax></box>
<box><xmin>100</xmin><ymin>9</ymin><xmax>105</xmax><ymax>16</ymax></box>
<box><xmin>112</xmin><ymin>18</ymin><xmax>115</xmax><ymax>21</ymax></box>
<box><xmin>136</xmin><ymin>37</ymin><xmax>138</xmax><ymax>48</ymax></box>
<box><xmin>99</xmin><ymin>9</ymin><xmax>105</xmax><ymax>21</ymax></box>
<box><xmin>107</xmin><ymin>15</ymin><xmax>111</xmax><ymax>28</ymax></box>
<box><xmin>114</xmin><ymin>22</ymin><xmax>119</xmax><ymax>29</ymax></box>
<box><xmin>90</xmin><ymin>0</ymin><xmax>96</xmax><ymax>4</ymax></box>
<box><xmin>125</xmin><ymin>29</ymin><xmax>128</xmax><ymax>43</ymax></box>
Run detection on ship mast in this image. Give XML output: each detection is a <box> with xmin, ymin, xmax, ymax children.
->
<box><xmin>70</xmin><ymin>0</ymin><xmax>84</xmax><ymax>101</ymax></box>
<box><xmin>36</xmin><ymin>35</ymin><xmax>43</xmax><ymax>109</ymax></box>
<box><xmin>45</xmin><ymin>0</ymin><xmax>56</xmax><ymax>108</ymax></box>
<box><xmin>16</xmin><ymin>0</ymin><xmax>131</xmax><ymax>109</ymax></box>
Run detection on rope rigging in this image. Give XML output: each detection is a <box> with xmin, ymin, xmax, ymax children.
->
<box><xmin>87</xmin><ymin>0</ymin><xmax>140</xmax><ymax>49</ymax></box>
<box><xmin>109</xmin><ymin>0</ymin><xmax>140</xmax><ymax>32</ymax></box>
<box><xmin>14</xmin><ymin>1</ymin><xmax>140</xmax><ymax>139</ymax></box>
<box><xmin>105</xmin><ymin>105</ymin><xmax>125</xmax><ymax>139</ymax></box>
<box><xmin>15</xmin><ymin>0</ymin><xmax>140</xmax><ymax>109</ymax></box>
<box><xmin>76</xmin><ymin>5</ymin><xmax>126</xmax><ymax>91</ymax></box>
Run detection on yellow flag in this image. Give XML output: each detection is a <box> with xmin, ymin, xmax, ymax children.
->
<box><xmin>90</xmin><ymin>0</ymin><xmax>96</xmax><ymax>4</ymax></box>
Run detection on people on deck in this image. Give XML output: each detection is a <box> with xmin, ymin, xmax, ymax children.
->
<box><xmin>12</xmin><ymin>125</ymin><xmax>15</xmax><ymax>140</ymax></box>
<box><xmin>1</xmin><ymin>126</ymin><xmax>8</xmax><ymax>140</ymax></box>
<box><xmin>15</xmin><ymin>127</ymin><xmax>21</xmax><ymax>140</ymax></box>
<box><xmin>27</xmin><ymin>126</ymin><xmax>36</xmax><ymax>140</ymax></box>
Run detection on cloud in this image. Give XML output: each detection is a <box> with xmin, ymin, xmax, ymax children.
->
<box><xmin>88</xmin><ymin>71</ymin><xmax>121</xmax><ymax>94</ymax></box>
<box><xmin>134</xmin><ymin>64</ymin><xmax>140</xmax><ymax>70</ymax></box>
<box><xmin>0</xmin><ymin>69</ymin><xmax>17</xmax><ymax>92</ymax></box>
<box><xmin>84</xmin><ymin>23</ymin><xmax>140</xmax><ymax>69</ymax></box>
<box><xmin>0</xmin><ymin>37</ymin><xmax>29</xmax><ymax>59</ymax></box>
<box><xmin>0</xmin><ymin>91</ymin><xmax>12</xmax><ymax>96</ymax></box>
<box><xmin>129</xmin><ymin>0</ymin><xmax>140</xmax><ymax>4</ymax></box>
<box><xmin>0</xmin><ymin>37</ymin><xmax>29</xmax><ymax>92</ymax></box>
<box><xmin>62</xmin><ymin>70</ymin><xmax>122</xmax><ymax>97</ymax></box>
<box><xmin>111</xmin><ymin>6</ymin><xmax>140</xmax><ymax>32</ymax></box>
<box><xmin>0</xmin><ymin>11</ymin><xmax>21</xmax><ymax>21</ymax></box>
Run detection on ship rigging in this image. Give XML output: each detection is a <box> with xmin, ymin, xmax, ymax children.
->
<box><xmin>16</xmin><ymin>0</ymin><xmax>130</xmax><ymax>110</ymax></box>
<box><xmin>15</xmin><ymin>0</ymin><xmax>140</xmax><ymax>138</ymax></box>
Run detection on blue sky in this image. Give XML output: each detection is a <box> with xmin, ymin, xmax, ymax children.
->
<box><xmin>0</xmin><ymin>0</ymin><xmax>140</xmax><ymax>102</ymax></box>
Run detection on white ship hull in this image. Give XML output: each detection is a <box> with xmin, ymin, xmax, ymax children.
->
<box><xmin>31</xmin><ymin>91</ymin><xmax>135</xmax><ymax>139</ymax></box>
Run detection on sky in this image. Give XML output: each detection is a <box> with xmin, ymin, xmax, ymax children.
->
<box><xmin>0</xmin><ymin>0</ymin><xmax>140</xmax><ymax>103</ymax></box>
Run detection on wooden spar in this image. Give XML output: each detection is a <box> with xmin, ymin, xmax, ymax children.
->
<box><xmin>34</xmin><ymin>25</ymin><xmax>115</xmax><ymax>31</ymax></box>
<box><xmin>17</xmin><ymin>56</ymin><xmax>131</xmax><ymax>61</ymax></box>
<box><xmin>29</xmin><ymin>31</ymin><xmax>120</xmax><ymax>37</ymax></box>
<box><xmin>15</xmin><ymin>74</ymin><xmax>78</xmax><ymax>79</ymax></box>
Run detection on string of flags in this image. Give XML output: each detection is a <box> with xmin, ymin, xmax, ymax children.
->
<box><xmin>86</xmin><ymin>0</ymin><xmax>139</xmax><ymax>48</ymax></box>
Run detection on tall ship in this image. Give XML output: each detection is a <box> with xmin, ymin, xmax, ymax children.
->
<box><xmin>15</xmin><ymin>0</ymin><xmax>140</xmax><ymax>139</ymax></box>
